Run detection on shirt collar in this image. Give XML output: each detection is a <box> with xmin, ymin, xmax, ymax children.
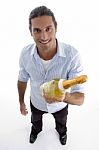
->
<box><xmin>30</xmin><ymin>40</ymin><xmax>67</xmax><ymax>58</ymax></box>
<box><xmin>57</xmin><ymin>41</ymin><xmax>66</xmax><ymax>58</ymax></box>
<box><xmin>30</xmin><ymin>43</ymin><xmax>37</xmax><ymax>56</ymax></box>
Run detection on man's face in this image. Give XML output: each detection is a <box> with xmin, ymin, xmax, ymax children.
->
<box><xmin>31</xmin><ymin>16</ymin><xmax>57</xmax><ymax>52</ymax></box>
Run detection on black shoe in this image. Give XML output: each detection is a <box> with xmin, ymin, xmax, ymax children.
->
<box><xmin>29</xmin><ymin>133</ymin><xmax>37</xmax><ymax>144</ymax></box>
<box><xmin>59</xmin><ymin>134</ymin><xmax>67</xmax><ymax>145</ymax></box>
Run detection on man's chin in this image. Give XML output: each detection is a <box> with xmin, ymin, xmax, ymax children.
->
<box><xmin>39</xmin><ymin>45</ymin><xmax>51</xmax><ymax>51</ymax></box>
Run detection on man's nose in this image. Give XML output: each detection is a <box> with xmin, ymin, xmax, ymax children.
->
<box><xmin>40</xmin><ymin>30</ymin><xmax>48</xmax><ymax>40</ymax></box>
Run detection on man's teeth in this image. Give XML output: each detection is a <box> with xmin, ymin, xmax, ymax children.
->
<box><xmin>40</xmin><ymin>40</ymin><xmax>49</xmax><ymax>44</ymax></box>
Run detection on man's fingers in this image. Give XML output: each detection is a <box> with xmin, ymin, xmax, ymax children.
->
<box><xmin>20</xmin><ymin>103</ymin><xmax>28</xmax><ymax>116</ymax></box>
<box><xmin>21</xmin><ymin>109</ymin><xmax>28</xmax><ymax>115</ymax></box>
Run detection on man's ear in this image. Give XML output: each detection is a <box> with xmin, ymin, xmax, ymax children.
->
<box><xmin>29</xmin><ymin>26</ymin><xmax>32</xmax><ymax>36</ymax></box>
<box><xmin>30</xmin><ymin>31</ymin><xmax>32</xmax><ymax>36</ymax></box>
<box><xmin>55</xmin><ymin>25</ymin><xmax>57</xmax><ymax>33</ymax></box>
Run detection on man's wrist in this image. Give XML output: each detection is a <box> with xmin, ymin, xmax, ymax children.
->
<box><xmin>19</xmin><ymin>98</ymin><xmax>24</xmax><ymax>105</ymax></box>
<box><xmin>63</xmin><ymin>92</ymin><xmax>71</xmax><ymax>103</ymax></box>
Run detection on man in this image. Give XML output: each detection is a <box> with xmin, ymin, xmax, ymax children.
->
<box><xmin>17</xmin><ymin>6</ymin><xmax>84</xmax><ymax>145</ymax></box>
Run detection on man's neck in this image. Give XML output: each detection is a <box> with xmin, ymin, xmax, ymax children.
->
<box><xmin>39</xmin><ymin>49</ymin><xmax>57</xmax><ymax>60</ymax></box>
<box><xmin>37</xmin><ymin>41</ymin><xmax>57</xmax><ymax>60</ymax></box>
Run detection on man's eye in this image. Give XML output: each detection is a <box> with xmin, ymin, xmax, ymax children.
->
<box><xmin>46</xmin><ymin>27</ymin><xmax>52</xmax><ymax>32</ymax></box>
<box><xmin>33</xmin><ymin>29</ymin><xmax>41</xmax><ymax>33</ymax></box>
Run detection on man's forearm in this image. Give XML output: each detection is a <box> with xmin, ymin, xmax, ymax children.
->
<box><xmin>17</xmin><ymin>80</ymin><xmax>27</xmax><ymax>104</ymax></box>
<box><xmin>63</xmin><ymin>92</ymin><xmax>84</xmax><ymax>105</ymax></box>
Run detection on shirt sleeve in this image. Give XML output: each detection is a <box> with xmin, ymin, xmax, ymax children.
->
<box><xmin>18</xmin><ymin>51</ymin><xmax>30</xmax><ymax>82</ymax></box>
<box><xmin>67</xmin><ymin>51</ymin><xmax>85</xmax><ymax>93</ymax></box>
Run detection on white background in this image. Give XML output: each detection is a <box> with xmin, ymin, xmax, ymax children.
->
<box><xmin>0</xmin><ymin>0</ymin><xmax>99</xmax><ymax>150</ymax></box>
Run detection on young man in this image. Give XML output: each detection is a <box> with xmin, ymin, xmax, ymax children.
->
<box><xmin>17</xmin><ymin>6</ymin><xmax>84</xmax><ymax>145</ymax></box>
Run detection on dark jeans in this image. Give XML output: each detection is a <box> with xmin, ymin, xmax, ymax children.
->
<box><xmin>30</xmin><ymin>101</ymin><xmax>68</xmax><ymax>136</ymax></box>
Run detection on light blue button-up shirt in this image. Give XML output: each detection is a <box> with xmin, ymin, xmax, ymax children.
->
<box><xmin>18</xmin><ymin>41</ymin><xmax>84</xmax><ymax>113</ymax></box>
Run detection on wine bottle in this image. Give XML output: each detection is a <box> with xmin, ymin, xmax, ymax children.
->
<box><xmin>40</xmin><ymin>75</ymin><xmax>87</xmax><ymax>100</ymax></box>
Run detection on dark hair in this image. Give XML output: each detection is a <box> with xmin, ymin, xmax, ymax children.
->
<box><xmin>29</xmin><ymin>6</ymin><xmax>57</xmax><ymax>33</ymax></box>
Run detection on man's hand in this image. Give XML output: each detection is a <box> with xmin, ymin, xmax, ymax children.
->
<box><xmin>43</xmin><ymin>90</ymin><xmax>65</xmax><ymax>103</ymax></box>
<box><xmin>20</xmin><ymin>103</ymin><xmax>28</xmax><ymax>116</ymax></box>
<box><xmin>40</xmin><ymin>80</ymin><xmax>66</xmax><ymax>103</ymax></box>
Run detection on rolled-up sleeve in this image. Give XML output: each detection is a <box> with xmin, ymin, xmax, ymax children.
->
<box><xmin>18</xmin><ymin>51</ymin><xmax>30</xmax><ymax>82</ymax></box>
<box><xmin>67</xmin><ymin>51</ymin><xmax>85</xmax><ymax>93</ymax></box>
